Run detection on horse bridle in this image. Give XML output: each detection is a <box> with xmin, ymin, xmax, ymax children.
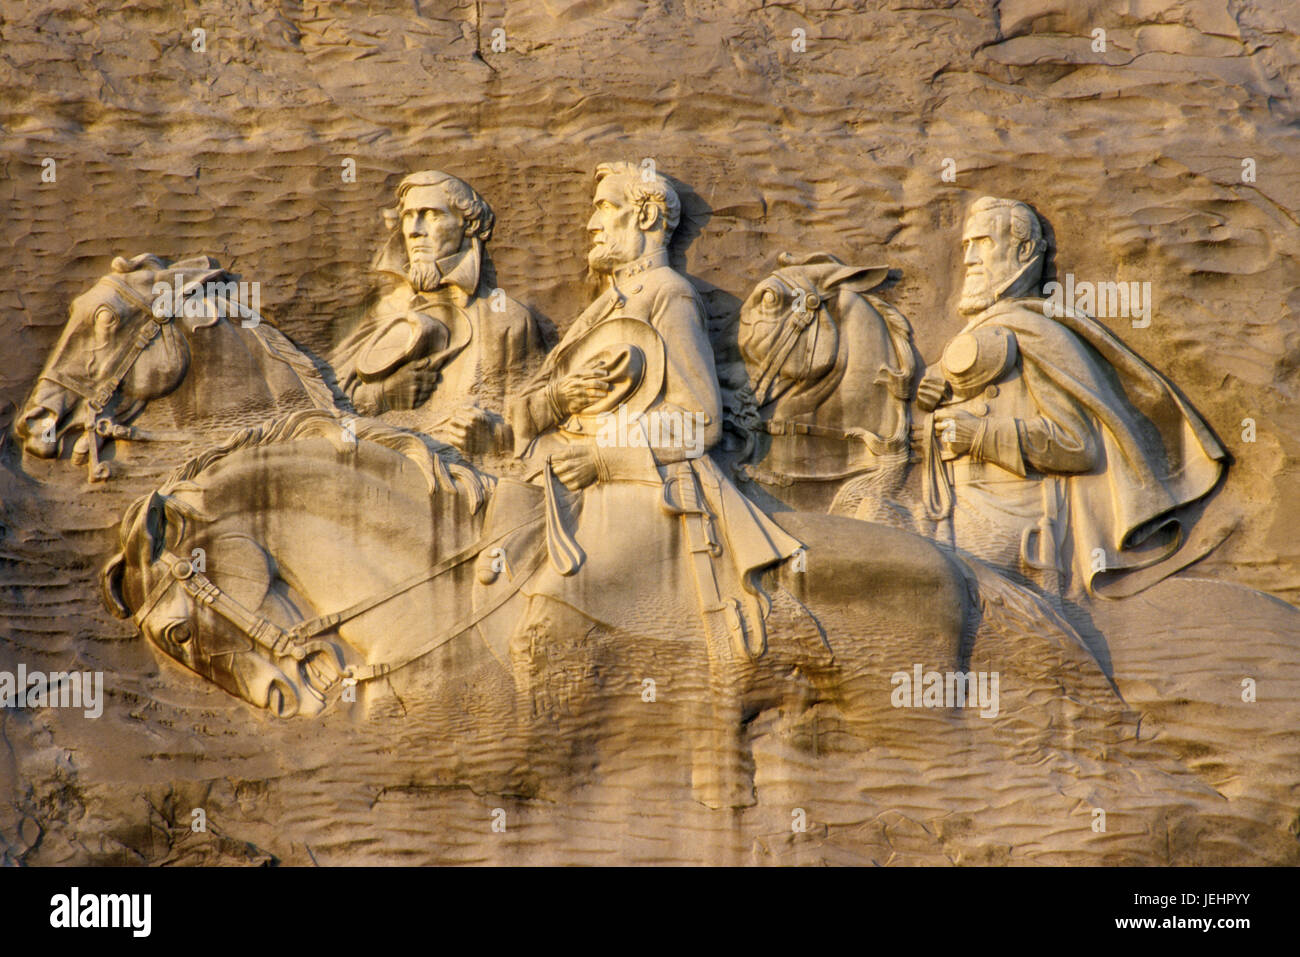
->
<box><xmin>739</xmin><ymin>281</ymin><xmax>914</xmax><ymax>484</ymax></box>
<box><xmin>131</xmin><ymin>506</ymin><xmax>546</xmax><ymax>694</ymax></box>
<box><xmin>42</xmin><ymin>275</ymin><xmax>190</xmax><ymax>481</ymax></box>
<box><xmin>749</xmin><ymin>280</ymin><xmax>824</xmax><ymax>407</ymax></box>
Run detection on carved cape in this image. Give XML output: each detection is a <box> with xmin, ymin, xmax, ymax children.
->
<box><xmin>933</xmin><ymin>295</ymin><xmax>1227</xmax><ymax>595</ymax></box>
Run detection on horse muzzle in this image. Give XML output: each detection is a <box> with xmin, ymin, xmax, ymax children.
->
<box><xmin>210</xmin><ymin>650</ymin><xmax>316</xmax><ymax>719</ymax></box>
<box><xmin>16</xmin><ymin>381</ymin><xmax>76</xmax><ymax>457</ymax></box>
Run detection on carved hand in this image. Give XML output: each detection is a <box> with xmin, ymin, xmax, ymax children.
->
<box><xmin>908</xmin><ymin>423</ymin><xmax>927</xmax><ymax>461</ymax></box>
<box><xmin>916</xmin><ymin>368</ymin><xmax>949</xmax><ymax>413</ymax></box>
<box><xmin>934</xmin><ymin>409</ymin><xmax>980</xmax><ymax>458</ymax></box>
<box><xmin>353</xmin><ymin>359</ymin><xmax>438</xmax><ymax>415</ymax></box>
<box><xmin>442</xmin><ymin>405</ymin><xmax>509</xmax><ymax>455</ymax></box>
<box><xmin>550</xmin><ymin>445</ymin><xmax>599</xmax><ymax>490</ymax></box>
<box><xmin>376</xmin><ymin>358</ymin><xmax>439</xmax><ymax>412</ymax></box>
<box><xmin>555</xmin><ymin>361</ymin><xmax>613</xmax><ymax>417</ymax></box>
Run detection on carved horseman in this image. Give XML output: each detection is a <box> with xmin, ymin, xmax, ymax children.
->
<box><xmin>916</xmin><ymin>196</ymin><xmax>1227</xmax><ymax>597</ymax></box>
<box><xmin>331</xmin><ymin>170</ymin><xmax>546</xmax><ymax>456</ymax></box>
<box><xmin>508</xmin><ymin>162</ymin><xmax>804</xmax><ymax>806</ymax></box>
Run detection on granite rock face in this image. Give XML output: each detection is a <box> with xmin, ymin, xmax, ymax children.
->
<box><xmin>0</xmin><ymin>0</ymin><xmax>1297</xmax><ymax>865</ymax></box>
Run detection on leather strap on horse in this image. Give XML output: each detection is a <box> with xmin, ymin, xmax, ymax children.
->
<box><xmin>751</xmin><ymin>294</ymin><xmax>822</xmax><ymax>407</ymax></box>
<box><xmin>921</xmin><ymin>412</ymin><xmax>955</xmax><ymax>521</ymax></box>
<box><xmin>344</xmin><ymin>542</ymin><xmax>548</xmax><ymax>682</ymax></box>
<box><xmin>40</xmin><ymin>277</ymin><xmax>180</xmax><ymax>481</ymax></box>
<box><xmin>133</xmin><ymin>506</ymin><xmax>546</xmax><ymax>683</ymax></box>
<box><xmin>88</xmin><ymin>276</ymin><xmax>173</xmax><ymax>412</ymax></box>
<box><xmin>764</xmin><ymin>417</ymin><xmax>899</xmax><ymax>455</ymax></box>
<box><xmin>283</xmin><ymin>514</ymin><xmax>538</xmax><ymax>644</ymax></box>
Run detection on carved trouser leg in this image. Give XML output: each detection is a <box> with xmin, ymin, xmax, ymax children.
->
<box><xmin>674</xmin><ymin>496</ymin><xmax>757</xmax><ymax>810</ymax></box>
<box><xmin>692</xmin><ymin>616</ymin><xmax>756</xmax><ymax>809</ymax></box>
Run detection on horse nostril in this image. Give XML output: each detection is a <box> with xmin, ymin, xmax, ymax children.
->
<box><xmin>266</xmin><ymin>679</ymin><xmax>298</xmax><ymax>718</ymax></box>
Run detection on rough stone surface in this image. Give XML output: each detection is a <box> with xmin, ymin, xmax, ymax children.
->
<box><xmin>0</xmin><ymin>0</ymin><xmax>1296</xmax><ymax>865</ymax></box>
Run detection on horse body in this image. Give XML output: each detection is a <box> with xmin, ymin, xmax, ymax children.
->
<box><xmin>734</xmin><ymin>253</ymin><xmax>919</xmax><ymax>522</ymax></box>
<box><xmin>99</xmin><ymin>411</ymin><xmax>1030</xmax><ymax>806</ymax></box>
<box><xmin>16</xmin><ymin>254</ymin><xmax>337</xmax><ymax>480</ymax></box>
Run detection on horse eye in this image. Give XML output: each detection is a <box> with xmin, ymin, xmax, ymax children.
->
<box><xmin>95</xmin><ymin>306</ymin><xmax>119</xmax><ymax>329</ymax></box>
<box><xmin>759</xmin><ymin>287</ymin><xmax>783</xmax><ymax>310</ymax></box>
<box><xmin>167</xmin><ymin>622</ymin><xmax>192</xmax><ymax>645</ymax></box>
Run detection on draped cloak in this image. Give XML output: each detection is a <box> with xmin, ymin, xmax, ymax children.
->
<box><xmin>925</xmin><ymin>295</ymin><xmax>1227</xmax><ymax>597</ymax></box>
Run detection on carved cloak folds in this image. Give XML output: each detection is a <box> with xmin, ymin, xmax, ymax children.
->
<box><xmin>942</xmin><ymin>295</ymin><xmax>1227</xmax><ymax>596</ymax></box>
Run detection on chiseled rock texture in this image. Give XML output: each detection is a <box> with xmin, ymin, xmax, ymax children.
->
<box><xmin>0</xmin><ymin>0</ymin><xmax>1296</xmax><ymax>865</ymax></box>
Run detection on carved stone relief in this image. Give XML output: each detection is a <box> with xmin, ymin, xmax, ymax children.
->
<box><xmin>1</xmin><ymin>1</ymin><xmax>1296</xmax><ymax>868</ymax></box>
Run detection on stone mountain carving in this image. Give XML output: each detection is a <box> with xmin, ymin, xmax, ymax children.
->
<box><xmin>731</xmin><ymin>251</ymin><xmax>918</xmax><ymax>522</ymax></box>
<box><xmin>5</xmin><ymin>160</ymin><xmax>1296</xmax><ymax>865</ymax></box>
<box><xmin>916</xmin><ymin>197</ymin><xmax>1229</xmax><ymax>598</ymax></box>
<box><xmin>103</xmin><ymin>408</ymin><xmax>1115</xmax><ymax>810</ymax></box>
<box><xmin>329</xmin><ymin>169</ymin><xmax>546</xmax><ymax>458</ymax></box>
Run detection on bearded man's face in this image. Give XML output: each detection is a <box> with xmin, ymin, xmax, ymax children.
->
<box><xmin>586</xmin><ymin>175</ymin><xmax>649</xmax><ymax>275</ymax></box>
<box><xmin>401</xmin><ymin>185</ymin><xmax>466</xmax><ymax>291</ymax></box>
<box><xmin>958</xmin><ymin>210</ymin><xmax>1015</xmax><ymax>315</ymax></box>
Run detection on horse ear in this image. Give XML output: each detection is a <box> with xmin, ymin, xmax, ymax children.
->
<box><xmin>167</xmin><ymin>258</ymin><xmax>233</xmax><ymax>331</ymax></box>
<box><xmin>171</xmin><ymin>255</ymin><xmax>222</xmax><ymax>273</ymax></box>
<box><xmin>112</xmin><ymin>253</ymin><xmax>170</xmax><ymax>274</ymax></box>
<box><xmin>828</xmin><ymin>266</ymin><xmax>890</xmax><ymax>294</ymax></box>
<box><xmin>101</xmin><ymin>552</ymin><xmax>131</xmax><ymax>619</ymax></box>
<box><xmin>138</xmin><ymin>490</ymin><xmax>193</xmax><ymax>561</ymax></box>
<box><xmin>140</xmin><ymin>491</ymin><xmax>168</xmax><ymax>562</ymax></box>
<box><xmin>777</xmin><ymin>251</ymin><xmax>845</xmax><ymax>269</ymax></box>
<box><xmin>813</xmin><ymin>264</ymin><xmax>890</xmax><ymax>295</ymax></box>
<box><xmin>775</xmin><ymin>252</ymin><xmax>890</xmax><ymax>295</ymax></box>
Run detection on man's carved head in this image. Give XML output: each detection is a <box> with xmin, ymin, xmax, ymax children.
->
<box><xmin>385</xmin><ymin>170</ymin><xmax>494</xmax><ymax>292</ymax></box>
<box><xmin>959</xmin><ymin>197</ymin><xmax>1047</xmax><ymax>315</ymax></box>
<box><xmin>587</xmin><ymin>161</ymin><xmax>681</xmax><ymax>275</ymax></box>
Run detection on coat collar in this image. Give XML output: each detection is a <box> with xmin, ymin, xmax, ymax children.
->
<box><xmin>373</xmin><ymin>232</ymin><xmax>483</xmax><ymax>304</ymax></box>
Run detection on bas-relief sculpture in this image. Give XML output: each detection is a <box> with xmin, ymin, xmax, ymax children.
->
<box><xmin>7</xmin><ymin>161</ymin><xmax>1298</xmax><ymax>864</ymax></box>
<box><xmin>14</xmin><ymin>254</ymin><xmax>337</xmax><ymax>481</ymax></box>
<box><xmin>329</xmin><ymin>169</ymin><xmax>545</xmax><ymax>460</ymax></box>
<box><xmin>916</xmin><ymin>197</ymin><xmax>1227</xmax><ymax>599</ymax></box>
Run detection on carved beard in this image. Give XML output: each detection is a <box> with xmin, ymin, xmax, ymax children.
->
<box><xmin>958</xmin><ymin>270</ymin><xmax>996</xmax><ymax>316</ymax></box>
<box><xmin>587</xmin><ymin>230</ymin><xmax>641</xmax><ymax>277</ymax></box>
<box><xmin>587</xmin><ymin>247</ymin><xmax>626</xmax><ymax>278</ymax></box>
<box><xmin>408</xmin><ymin>263</ymin><xmax>440</xmax><ymax>293</ymax></box>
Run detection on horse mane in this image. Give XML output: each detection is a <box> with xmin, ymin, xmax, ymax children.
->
<box><xmin>161</xmin><ymin>410</ymin><xmax>490</xmax><ymax>512</ymax></box>
<box><xmin>111</xmin><ymin>252</ymin><xmax>345</xmax><ymax>413</ymax></box>
<box><xmin>864</xmin><ymin>293</ymin><xmax>917</xmax><ymax>401</ymax></box>
<box><xmin>238</xmin><ymin>315</ymin><xmax>343</xmax><ymax>412</ymax></box>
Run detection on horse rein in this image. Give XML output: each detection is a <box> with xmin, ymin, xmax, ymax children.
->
<box><xmin>750</xmin><ymin>283</ymin><xmax>824</xmax><ymax>407</ymax></box>
<box><xmin>131</xmin><ymin>506</ymin><xmax>546</xmax><ymax>692</ymax></box>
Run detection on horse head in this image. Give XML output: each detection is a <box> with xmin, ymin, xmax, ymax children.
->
<box><xmin>101</xmin><ymin>486</ymin><xmax>332</xmax><ymax>718</ymax></box>
<box><xmin>15</xmin><ymin>253</ymin><xmax>243</xmax><ymax>469</ymax></box>
<box><xmin>733</xmin><ymin>254</ymin><xmax>920</xmax><ymax>515</ymax></box>
<box><xmin>98</xmin><ymin>410</ymin><xmax>494</xmax><ymax>718</ymax></box>
<box><xmin>738</xmin><ymin>252</ymin><xmax>892</xmax><ymax>408</ymax></box>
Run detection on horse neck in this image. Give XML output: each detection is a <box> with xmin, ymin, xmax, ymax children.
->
<box><xmin>769</xmin><ymin>302</ymin><xmax>902</xmax><ymax>434</ymax></box>
<box><xmin>186</xmin><ymin>440</ymin><xmax>486</xmax><ymax>660</ymax></box>
<box><xmin>153</xmin><ymin>316</ymin><xmax>304</xmax><ymax>426</ymax></box>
